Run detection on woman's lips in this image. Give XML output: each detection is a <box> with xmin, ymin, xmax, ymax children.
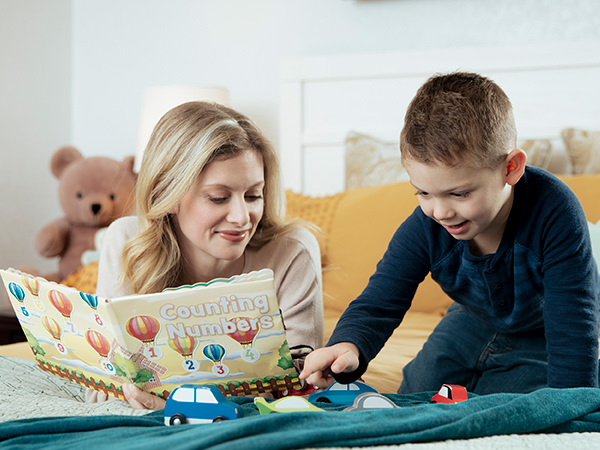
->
<box><xmin>217</xmin><ymin>230</ymin><xmax>248</xmax><ymax>242</ymax></box>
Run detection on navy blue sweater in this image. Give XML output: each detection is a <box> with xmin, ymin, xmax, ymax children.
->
<box><xmin>328</xmin><ymin>166</ymin><xmax>599</xmax><ymax>388</ymax></box>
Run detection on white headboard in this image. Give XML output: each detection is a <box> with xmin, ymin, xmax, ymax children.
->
<box><xmin>280</xmin><ymin>41</ymin><xmax>600</xmax><ymax>196</ymax></box>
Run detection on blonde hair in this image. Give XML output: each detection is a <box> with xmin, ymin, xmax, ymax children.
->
<box><xmin>122</xmin><ymin>101</ymin><xmax>296</xmax><ymax>294</ymax></box>
<box><xmin>400</xmin><ymin>72</ymin><xmax>517</xmax><ymax>169</ymax></box>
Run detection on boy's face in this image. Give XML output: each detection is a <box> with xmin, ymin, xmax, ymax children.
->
<box><xmin>404</xmin><ymin>158</ymin><xmax>514</xmax><ymax>255</ymax></box>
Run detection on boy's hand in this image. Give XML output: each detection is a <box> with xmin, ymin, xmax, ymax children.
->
<box><xmin>299</xmin><ymin>342</ymin><xmax>360</xmax><ymax>388</ymax></box>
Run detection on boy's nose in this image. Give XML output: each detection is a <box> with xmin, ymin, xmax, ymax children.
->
<box><xmin>432</xmin><ymin>200</ymin><xmax>454</xmax><ymax>222</ymax></box>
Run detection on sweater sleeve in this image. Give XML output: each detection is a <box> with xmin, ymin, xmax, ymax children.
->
<box><xmin>95</xmin><ymin>216</ymin><xmax>137</xmax><ymax>299</ymax></box>
<box><xmin>327</xmin><ymin>209</ymin><xmax>432</xmax><ymax>381</ymax></box>
<box><xmin>536</xmin><ymin>185</ymin><xmax>599</xmax><ymax>388</ymax></box>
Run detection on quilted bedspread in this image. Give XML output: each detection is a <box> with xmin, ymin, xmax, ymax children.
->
<box><xmin>2</xmin><ymin>356</ymin><xmax>600</xmax><ymax>450</ymax></box>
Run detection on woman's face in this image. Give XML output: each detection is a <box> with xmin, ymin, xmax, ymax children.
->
<box><xmin>171</xmin><ymin>149</ymin><xmax>265</xmax><ymax>278</ymax></box>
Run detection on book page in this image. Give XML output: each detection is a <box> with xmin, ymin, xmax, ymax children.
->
<box><xmin>1</xmin><ymin>268</ymin><xmax>300</xmax><ymax>400</ymax></box>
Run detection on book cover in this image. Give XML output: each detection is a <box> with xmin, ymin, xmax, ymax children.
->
<box><xmin>0</xmin><ymin>268</ymin><xmax>301</xmax><ymax>400</ymax></box>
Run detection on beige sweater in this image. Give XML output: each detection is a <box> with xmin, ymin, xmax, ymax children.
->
<box><xmin>96</xmin><ymin>216</ymin><xmax>324</xmax><ymax>351</ymax></box>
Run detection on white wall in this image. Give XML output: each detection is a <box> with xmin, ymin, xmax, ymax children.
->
<box><xmin>0</xmin><ymin>0</ymin><xmax>71</xmax><ymax>273</ymax></box>
<box><xmin>71</xmin><ymin>0</ymin><xmax>600</xmax><ymax>162</ymax></box>
<box><xmin>2</xmin><ymin>0</ymin><xmax>600</xmax><ymax>274</ymax></box>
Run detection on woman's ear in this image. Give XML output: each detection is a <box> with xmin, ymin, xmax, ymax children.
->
<box><xmin>505</xmin><ymin>149</ymin><xmax>527</xmax><ymax>186</ymax></box>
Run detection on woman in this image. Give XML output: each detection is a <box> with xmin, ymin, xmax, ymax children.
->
<box><xmin>89</xmin><ymin>101</ymin><xmax>323</xmax><ymax>409</ymax></box>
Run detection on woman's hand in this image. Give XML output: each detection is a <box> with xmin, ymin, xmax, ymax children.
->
<box><xmin>122</xmin><ymin>383</ymin><xmax>166</xmax><ymax>410</ymax></box>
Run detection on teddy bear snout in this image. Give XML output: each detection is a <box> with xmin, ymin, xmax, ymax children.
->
<box><xmin>91</xmin><ymin>203</ymin><xmax>102</xmax><ymax>215</ymax></box>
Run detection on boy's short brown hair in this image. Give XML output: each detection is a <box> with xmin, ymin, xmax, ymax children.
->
<box><xmin>400</xmin><ymin>72</ymin><xmax>517</xmax><ymax>169</ymax></box>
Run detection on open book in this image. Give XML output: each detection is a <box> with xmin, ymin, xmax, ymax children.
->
<box><xmin>0</xmin><ymin>268</ymin><xmax>301</xmax><ymax>400</ymax></box>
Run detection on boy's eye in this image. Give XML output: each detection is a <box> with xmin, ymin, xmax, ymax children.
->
<box><xmin>451</xmin><ymin>192</ymin><xmax>470</xmax><ymax>198</ymax></box>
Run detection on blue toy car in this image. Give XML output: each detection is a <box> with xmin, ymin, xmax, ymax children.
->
<box><xmin>307</xmin><ymin>381</ymin><xmax>378</xmax><ymax>405</ymax></box>
<box><xmin>164</xmin><ymin>384</ymin><xmax>242</xmax><ymax>425</ymax></box>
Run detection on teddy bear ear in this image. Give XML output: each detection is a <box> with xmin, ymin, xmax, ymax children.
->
<box><xmin>51</xmin><ymin>146</ymin><xmax>83</xmax><ymax>179</ymax></box>
<box><xmin>121</xmin><ymin>155</ymin><xmax>136</xmax><ymax>176</ymax></box>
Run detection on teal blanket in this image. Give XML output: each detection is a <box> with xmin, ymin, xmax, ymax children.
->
<box><xmin>2</xmin><ymin>388</ymin><xmax>600</xmax><ymax>450</ymax></box>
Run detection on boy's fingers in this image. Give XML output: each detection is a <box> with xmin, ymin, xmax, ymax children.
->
<box><xmin>299</xmin><ymin>348</ymin><xmax>336</xmax><ymax>379</ymax></box>
<box><xmin>305</xmin><ymin>371</ymin><xmax>335</xmax><ymax>388</ymax></box>
<box><xmin>330</xmin><ymin>350</ymin><xmax>359</xmax><ymax>374</ymax></box>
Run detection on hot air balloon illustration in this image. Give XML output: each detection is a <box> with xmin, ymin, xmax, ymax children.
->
<box><xmin>42</xmin><ymin>316</ymin><xmax>62</xmax><ymax>341</ymax></box>
<box><xmin>85</xmin><ymin>329</ymin><xmax>110</xmax><ymax>359</ymax></box>
<box><xmin>48</xmin><ymin>289</ymin><xmax>73</xmax><ymax>319</ymax></box>
<box><xmin>8</xmin><ymin>282</ymin><xmax>25</xmax><ymax>302</ymax></box>
<box><xmin>21</xmin><ymin>276</ymin><xmax>40</xmax><ymax>297</ymax></box>
<box><xmin>227</xmin><ymin>317</ymin><xmax>260</xmax><ymax>349</ymax></box>
<box><xmin>80</xmin><ymin>292</ymin><xmax>98</xmax><ymax>310</ymax></box>
<box><xmin>202</xmin><ymin>343</ymin><xmax>226</xmax><ymax>365</ymax></box>
<box><xmin>125</xmin><ymin>315</ymin><xmax>160</xmax><ymax>346</ymax></box>
<box><xmin>168</xmin><ymin>334</ymin><xmax>197</xmax><ymax>359</ymax></box>
<box><xmin>202</xmin><ymin>343</ymin><xmax>229</xmax><ymax>377</ymax></box>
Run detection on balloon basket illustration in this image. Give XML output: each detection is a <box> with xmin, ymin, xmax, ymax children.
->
<box><xmin>226</xmin><ymin>317</ymin><xmax>261</xmax><ymax>363</ymax></box>
<box><xmin>202</xmin><ymin>344</ymin><xmax>229</xmax><ymax>377</ymax></box>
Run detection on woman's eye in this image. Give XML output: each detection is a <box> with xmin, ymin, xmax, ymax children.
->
<box><xmin>209</xmin><ymin>197</ymin><xmax>228</xmax><ymax>204</ymax></box>
<box><xmin>245</xmin><ymin>195</ymin><xmax>263</xmax><ymax>202</ymax></box>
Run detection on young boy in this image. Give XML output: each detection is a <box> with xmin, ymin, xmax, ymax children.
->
<box><xmin>300</xmin><ymin>72</ymin><xmax>600</xmax><ymax>395</ymax></box>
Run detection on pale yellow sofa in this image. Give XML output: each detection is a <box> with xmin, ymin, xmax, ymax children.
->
<box><xmin>286</xmin><ymin>174</ymin><xmax>600</xmax><ymax>393</ymax></box>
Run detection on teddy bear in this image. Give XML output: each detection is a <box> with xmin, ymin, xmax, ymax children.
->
<box><xmin>33</xmin><ymin>145</ymin><xmax>137</xmax><ymax>282</ymax></box>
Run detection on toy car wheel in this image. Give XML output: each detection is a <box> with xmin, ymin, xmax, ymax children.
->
<box><xmin>314</xmin><ymin>397</ymin><xmax>331</xmax><ymax>403</ymax></box>
<box><xmin>169</xmin><ymin>414</ymin><xmax>187</xmax><ymax>425</ymax></box>
<box><xmin>213</xmin><ymin>416</ymin><xmax>229</xmax><ymax>422</ymax></box>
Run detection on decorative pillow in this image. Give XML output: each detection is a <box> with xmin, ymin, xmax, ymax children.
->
<box><xmin>520</xmin><ymin>138</ymin><xmax>572</xmax><ymax>175</ymax></box>
<box><xmin>589</xmin><ymin>220</ymin><xmax>600</xmax><ymax>271</ymax></box>
<box><xmin>521</xmin><ymin>138</ymin><xmax>553</xmax><ymax>170</ymax></box>
<box><xmin>284</xmin><ymin>190</ymin><xmax>345</xmax><ymax>267</ymax></box>
<box><xmin>345</xmin><ymin>132</ymin><xmax>408</xmax><ymax>190</ymax></box>
<box><xmin>562</xmin><ymin>128</ymin><xmax>600</xmax><ymax>175</ymax></box>
<box><xmin>61</xmin><ymin>260</ymin><xmax>99</xmax><ymax>294</ymax></box>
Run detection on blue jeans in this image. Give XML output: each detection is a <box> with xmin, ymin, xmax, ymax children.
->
<box><xmin>398</xmin><ymin>303</ymin><xmax>549</xmax><ymax>395</ymax></box>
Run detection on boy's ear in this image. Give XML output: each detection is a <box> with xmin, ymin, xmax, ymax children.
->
<box><xmin>505</xmin><ymin>149</ymin><xmax>527</xmax><ymax>186</ymax></box>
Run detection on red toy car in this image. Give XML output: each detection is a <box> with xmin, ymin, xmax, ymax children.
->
<box><xmin>431</xmin><ymin>384</ymin><xmax>468</xmax><ymax>404</ymax></box>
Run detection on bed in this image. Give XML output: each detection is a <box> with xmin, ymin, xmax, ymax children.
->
<box><xmin>2</xmin><ymin>40</ymin><xmax>600</xmax><ymax>449</ymax></box>
<box><xmin>279</xmin><ymin>40</ymin><xmax>600</xmax><ymax>195</ymax></box>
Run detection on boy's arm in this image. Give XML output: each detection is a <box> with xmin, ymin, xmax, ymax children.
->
<box><xmin>542</xmin><ymin>222</ymin><xmax>599</xmax><ymax>388</ymax></box>
<box><xmin>324</xmin><ymin>210</ymin><xmax>432</xmax><ymax>383</ymax></box>
<box><xmin>536</xmin><ymin>178</ymin><xmax>599</xmax><ymax>388</ymax></box>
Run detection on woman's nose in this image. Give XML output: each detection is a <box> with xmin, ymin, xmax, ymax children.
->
<box><xmin>227</xmin><ymin>196</ymin><xmax>250</xmax><ymax>225</ymax></box>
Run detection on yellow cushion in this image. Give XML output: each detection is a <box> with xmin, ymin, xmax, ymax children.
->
<box><xmin>561</xmin><ymin>174</ymin><xmax>600</xmax><ymax>222</ymax></box>
<box><xmin>286</xmin><ymin>183</ymin><xmax>453</xmax><ymax>319</ymax></box>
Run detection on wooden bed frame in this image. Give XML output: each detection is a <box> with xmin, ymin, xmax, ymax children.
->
<box><xmin>279</xmin><ymin>40</ymin><xmax>600</xmax><ymax>196</ymax></box>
